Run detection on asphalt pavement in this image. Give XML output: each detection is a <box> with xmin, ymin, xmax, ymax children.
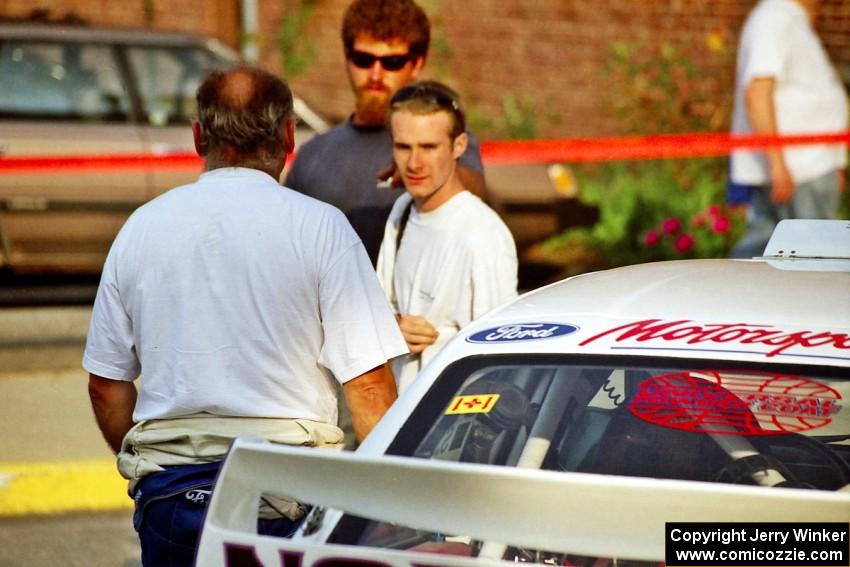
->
<box><xmin>0</xmin><ymin>305</ymin><xmax>140</xmax><ymax>566</ymax></box>
<box><xmin>0</xmin><ymin>511</ymin><xmax>140</xmax><ymax>567</ymax></box>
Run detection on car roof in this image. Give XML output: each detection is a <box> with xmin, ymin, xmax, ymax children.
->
<box><xmin>0</xmin><ymin>20</ymin><xmax>333</xmax><ymax>133</ymax></box>
<box><xmin>0</xmin><ymin>21</ymin><xmax>235</xmax><ymax>52</ymax></box>
<box><xmin>405</xmin><ymin>220</ymin><xmax>850</xmax><ymax>376</ymax></box>
<box><xmin>499</xmin><ymin>258</ymin><xmax>848</xmax><ymax>329</ymax></box>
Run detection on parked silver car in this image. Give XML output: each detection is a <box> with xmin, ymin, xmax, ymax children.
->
<box><xmin>0</xmin><ymin>21</ymin><xmax>324</xmax><ymax>274</ymax></box>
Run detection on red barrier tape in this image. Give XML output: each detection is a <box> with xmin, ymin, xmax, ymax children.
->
<box><xmin>0</xmin><ymin>153</ymin><xmax>203</xmax><ymax>173</ymax></box>
<box><xmin>0</xmin><ymin>131</ymin><xmax>848</xmax><ymax>172</ymax></box>
<box><xmin>479</xmin><ymin>131</ymin><xmax>850</xmax><ymax>165</ymax></box>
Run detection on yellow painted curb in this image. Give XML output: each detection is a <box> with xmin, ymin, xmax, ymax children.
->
<box><xmin>0</xmin><ymin>459</ymin><xmax>133</xmax><ymax>516</ymax></box>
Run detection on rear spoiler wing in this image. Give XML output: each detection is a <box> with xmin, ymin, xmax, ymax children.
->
<box><xmin>196</xmin><ymin>438</ymin><xmax>850</xmax><ymax>566</ymax></box>
<box><xmin>759</xmin><ymin>219</ymin><xmax>850</xmax><ymax>271</ymax></box>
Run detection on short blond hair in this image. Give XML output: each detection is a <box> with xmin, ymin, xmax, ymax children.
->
<box><xmin>389</xmin><ymin>80</ymin><xmax>465</xmax><ymax>139</ymax></box>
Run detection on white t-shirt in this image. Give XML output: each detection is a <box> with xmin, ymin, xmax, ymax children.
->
<box><xmin>730</xmin><ymin>0</ymin><xmax>849</xmax><ymax>185</ymax></box>
<box><xmin>83</xmin><ymin>167</ymin><xmax>407</xmax><ymax>424</ymax></box>
<box><xmin>377</xmin><ymin>191</ymin><xmax>518</xmax><ymax>391</ymax></box>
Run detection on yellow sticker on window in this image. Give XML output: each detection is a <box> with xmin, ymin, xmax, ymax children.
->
<box><xmin>446</xmin><ymin>394</ymin><xmax>500</xmax><ymax>415</ymax></box>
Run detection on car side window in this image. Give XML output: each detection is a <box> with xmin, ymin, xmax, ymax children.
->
<box><xmin>126</xmin><ymin>45</ymin><xmax>227</xmax><ymax>126</ymax></box>
<box><xmin>0</xmin><ymin>41</ymin><xmax>129</xmax><ymax>121</ymax></box>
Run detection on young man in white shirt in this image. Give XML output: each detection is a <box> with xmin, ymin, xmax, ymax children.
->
<box><xmin>378</xmin><ymin>81</ymin><xmax>518</xmax><ymax>392</ymax></box>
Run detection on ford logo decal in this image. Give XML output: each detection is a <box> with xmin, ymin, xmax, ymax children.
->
<box><xmin>466</xmin><ymin>323</ymin><xmax>579</xmax><ymax>344</ymax></box>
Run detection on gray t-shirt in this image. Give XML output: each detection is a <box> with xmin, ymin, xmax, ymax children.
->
<box><xmin>285</xmin><ymin>118</ymin><xmax>484</xmax><ymax>265</ymax></box>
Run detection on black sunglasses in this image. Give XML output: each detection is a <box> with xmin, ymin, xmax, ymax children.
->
<box><xmin>391</xmin><ymin>83</ymin><xmax>460</xmax><ymax>113</ymax></box>
<box><xmin>348</xmin><ymin>49</ymin><xmax>412</xmax><ymax>71</ymax></box>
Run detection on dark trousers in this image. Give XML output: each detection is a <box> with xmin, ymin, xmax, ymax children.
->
<box><xmin>729</xmin><ymin>170</ymin><xmax>840</xmax><ymax>259</ymax></box>
<box><xmin>133</xmin><ymin>461</ymin><xmax>299</xmax><ymax>567</ymax></box>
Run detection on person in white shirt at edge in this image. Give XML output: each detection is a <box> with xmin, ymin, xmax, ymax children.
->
<box><xmin>83</xmin><ymin>66</ymin><xmax>407</xmax><ymax>567</ymax></box>
<box><xmin>729</xmin><ymin>0</ymin><xmax>848</xmax><ymax>258</ymax></box>
<box><xmin>377</xmin><ymin>81</ymin><xmax>518</xmax><ymax>393</ymax></box>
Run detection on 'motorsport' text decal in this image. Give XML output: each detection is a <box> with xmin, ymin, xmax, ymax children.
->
<box><xmin>579</xmin><ymin>319</ymin><xmax>850</xmax><ymax>359</ymax></box>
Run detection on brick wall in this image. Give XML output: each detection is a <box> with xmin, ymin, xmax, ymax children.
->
<box><xmin>821</xmin><ymin>0</ymin><xmax>850</xmax><ymax>62</ymax></box>
<box><xmin>258</xmin><ymin>0</ymin><xmax>356</xmax><ymax>119</ymax></box>
<box><xmin>2</xmin><ymin>0</ymin><xmax>848</xmax><ymax>139</ymax></box>
<box><xmin>280</xmin><ymin>0</ymin><xmax>850</xmax><ymax>138</ymax></box>
<box><xmin>1</xmin><ymin>0</ymin><xmax>147</xmax><ymax>27</ymax></box>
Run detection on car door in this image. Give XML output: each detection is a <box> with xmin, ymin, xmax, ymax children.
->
<box><xmin>0</xmin><ymin>39</ymin><xmax>146</xmax><ymax>273</ymax></box>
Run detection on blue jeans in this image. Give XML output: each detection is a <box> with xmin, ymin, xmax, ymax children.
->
<box><xmin>730</xmin><ymin>170</ymin><xmax>840</xmax><ymax>259</ymax></box>
<box><xmin>133</xmin><ymin>461</ymin><xmax>300</xmax><ymax>567</ymax></box>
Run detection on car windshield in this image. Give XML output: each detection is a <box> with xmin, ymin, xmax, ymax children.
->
<box><xmin>0</xmin><ymin>40</ymin><xmax>130</xmax><ymax>121</ymax></box>
<box><xmin>329</xmin><ymin>355</ymin><xmax>850</xmax><ymax>564</ymax></box>
<box><xmin>127</xmin><ymin>45</ymin><xmax>232</xmax><ymax>126</ymax></box>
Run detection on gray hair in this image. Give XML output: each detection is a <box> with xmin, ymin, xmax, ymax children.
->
<box><xmin>196</xmin><ymin>66</ymin><xmax>294</xmax><ymax>170</ymax></box>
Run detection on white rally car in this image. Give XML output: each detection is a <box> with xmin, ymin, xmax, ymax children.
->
<box><xmin>196</xmin><ymin>219</ymin><xmax>850</xmax><ymax>567</ymax></box>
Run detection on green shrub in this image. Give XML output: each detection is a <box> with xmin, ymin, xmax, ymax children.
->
<box><xmin>538</xmin><ymin>34</ymin><xmax>743</xmax><ymax>271</ymax></box>
<box><xmin>539</xmin><ymin>159</ymin><xmax>745</xmax><ymax>269</ymax></box>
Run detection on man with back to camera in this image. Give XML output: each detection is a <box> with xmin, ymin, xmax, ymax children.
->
<box><xmin>729</xmin><ymin>0</ymin><xmax>848</xmax><ymax>258</ymax></box>
<box><xmin>378</xmin><ymin>81</ymin><xmax>517</xmax><ymax>392</ymax></box>
<box><xmin>285</xmin><ymin>0</ymin><xmax>486</xmax><ymax>266</ymax></box>
<box><xmin>83</xmin><ymin>66</ymin><xmax>407</xmax><ymax>567</ymax></box>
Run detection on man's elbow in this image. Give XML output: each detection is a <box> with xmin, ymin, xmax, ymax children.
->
<box><xmin>343</xmin><ymin>364</ymin><xmax>398</xmax><ymax>441</ymax></box>
<box><xmin>88</xmin><ymin>373</ymin><xmax>111</xmax><ymax>403</ymax></box>
<box><xmin>345</xmin><ymin>365</ymin><xmax>397</xmax><ymax>404</ymax></box>
<box><xmin>88</xmin><ymin>373</ymin><xmax>133</xmax><ymax>406</ymax></box>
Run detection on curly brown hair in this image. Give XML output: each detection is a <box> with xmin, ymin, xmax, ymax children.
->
<box><xmin>342</xmin><ymin>0</ymin><xmax>430</xmax><ymax>59</ymax></box>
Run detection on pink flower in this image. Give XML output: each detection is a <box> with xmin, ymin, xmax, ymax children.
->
<box><xmin>711</xmin><ymin>216</ymin><xmax>730</xmax><ymax>234</ymax></box>
<box><xmin>662</xmin><ymin>217</ymin><xmax>682</xmax><ymax>235</ymax></box>
<box><xmin>674</xmin><ymin>233</ymin><xmax>695</xmax><ymax>253</ymax></box>
<box><xmin>643</xmin><ymin>229</ymin><xmax>660</xmax><ymax>247</ymax></box>
<box><xmin>707</xmin><ymin>204</ymin><xmax>722</xmax><ymax>218</ymax></box>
